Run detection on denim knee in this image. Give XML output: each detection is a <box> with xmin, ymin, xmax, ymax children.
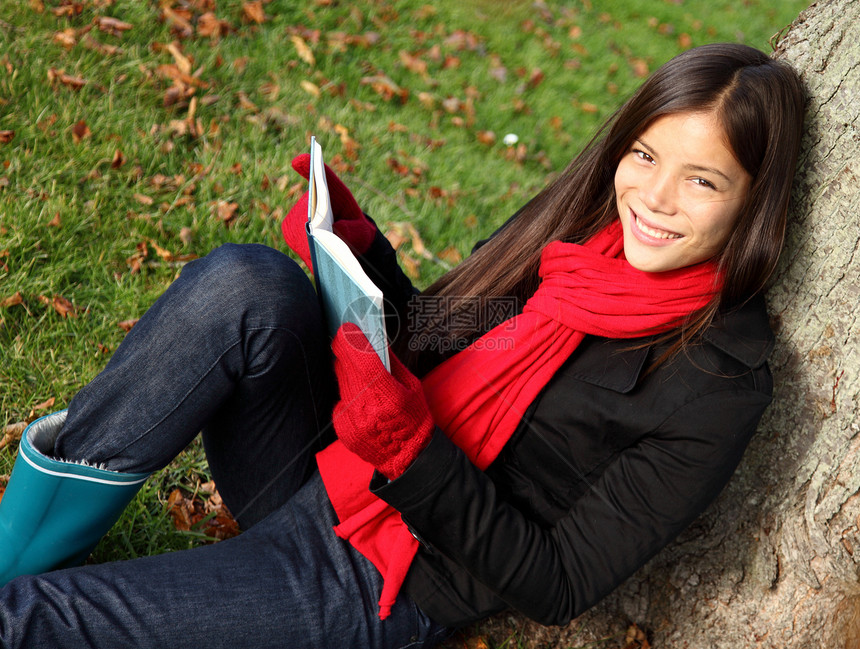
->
<box><xmin>176</xmin><ymin>243</ymin><xmax>320</xmax><ymax>334</ymax></box>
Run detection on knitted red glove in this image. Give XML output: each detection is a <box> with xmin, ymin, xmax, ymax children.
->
<box><xmin>281</xmin><ymin>154</ymin><xmax>377</xmax><ymax>268</ymax></box>
<box><xmin>331</xmin><ymin>322</ymin><xmax>434</xmax><ymax>480</ymax></box>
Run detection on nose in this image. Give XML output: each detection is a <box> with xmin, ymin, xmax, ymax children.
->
<box><xmin>640</xmin><ymin>171</ymin><xmax>677</xmax><ymax>215</ymax></box>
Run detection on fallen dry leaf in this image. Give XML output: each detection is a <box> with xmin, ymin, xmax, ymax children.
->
<box><xmin>167</xmin><ymin>485</ymin><xmax>239</xmax><ymax>541</ymax></box>
<box><xmin>161</xmin><ymin>6</ymin><xmax>193</xmax><ymax>38</ymax></box>
<box><xmin>1</xmin><ymin>421</ymin><xmax>27</xmax><ymax>451</ymax></box>
<box><xmin>51</xmin><ymin>2</ymin><xmax>83</xmax><ymax>17</ymax></box>
<box><xmin>32</xmin><ymin>397</ymin><xmax>56</xmax><ymax>412</ymax></box>
<box><xmin>360</xmin><ymin>74</ymin><xmax>408</xmax><ymax>103</ymax></box>
<box><xmin>0</xmin><ymin>130</ymin><xmax>14</xmax><ymax>144</ymax></box>
<box><xmin>291</xmin><ymin>35</ymin><xmax>315</xmax><ymax>66</ymax></box>
<box><xmin>167</xmin><ymin>41</ymin><xmax>192</xmax><ymax>75</ymax></box>
<box><xmin>39</xmin><ymin>295</ymin><xmax>76</xmax><ymax>318</ymax></box>
<box><xmin>81</xmin><ymin>33</ymin><xmax>121</xmax><ymax>56</ymax></box>
<box><xmin>111</xmin><ymin>149</ymin><xmax>125</xmax><ymax>169</ymax></box>
<box><xmin>300</xmin><ymin>80</ymin><xmax>320</xmax><ymax>97</ymax></box>
<box><xmin>96</xmin><ymin>16</ymin><xmax>133</xmax><ymax>37</ymax></box>
<box><xmin>242</xmin><ymin>0</ymin><xmax>266</xmax><ymax>24</ymax></box>
<box><xmin>1</xmin><ymin>292</ymin><xmax>24</xmax><ymax>308</ymax></box>
<box><xmin>118</xmin><ymin>318</ymin><xmax>139</xmax><ymax>332</ymax></box>
<box><xmin>197</xmin><ymin>12</ymin><xmax>231</xmax><ymax>39</ymax></box>
<box><xmin>213</xmin><ymin>200</ymin><xmax>239</xmax><ymax>226</ymax></box>
<box><xmin>71</xmin><ymin>120</ymin><xmax>91</xmax><ymax>143</ymax></box>
<box><xmin>48</xmin><ymin>68</ymin><xmax>87</xmax><ymax>91</ymax></box>
<box><xmin>399</xmin><ymin>50</ymin><xmax>428</xmax><ymax>77</ymax></box>
<box><xmin>53</xmin><ymin>28</ymin><xmax>77</xmax><ymax>49</ymax></box>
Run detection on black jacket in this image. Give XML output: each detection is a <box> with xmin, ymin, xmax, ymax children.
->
<box><xmin>356</xmin><ymin>225</ymin><xmax>774</xmax><ymax>628</ymax></box>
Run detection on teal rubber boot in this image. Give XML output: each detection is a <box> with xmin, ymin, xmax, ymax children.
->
<box><xmin>0</xmin><ymin>410</ymin><xmax>149</xmax><ymax>585</ymax></box>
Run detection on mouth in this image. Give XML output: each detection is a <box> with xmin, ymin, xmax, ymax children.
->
<box><xmin>630</xmin><ymin>210</ymin><xmax>683</xmax><ymax>241</ymax></box>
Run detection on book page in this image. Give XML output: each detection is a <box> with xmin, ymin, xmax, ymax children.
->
<box><xmin>308</xmin><ymin>136</ymin><xmax>334</xmax><ymax>233</ymax></box>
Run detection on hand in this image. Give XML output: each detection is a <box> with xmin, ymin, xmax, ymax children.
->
<box><xmin>281</xmin><ymin>154</ymin><xmax>377</xmax><ymax>268</ymax></box>
<box><xmin>331</xmin><ymin>322</ymin><xmax>434</xmax><ymax>480</ymax></box>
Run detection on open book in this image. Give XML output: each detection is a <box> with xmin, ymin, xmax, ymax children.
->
<box><xmin>306</xmin><ymin>137</ymin><xmax>390</xmax><ymax>370</ymax></box>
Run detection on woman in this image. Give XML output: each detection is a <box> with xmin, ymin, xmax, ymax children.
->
<box><xmin>0</xmin><ymin>43</ymin><xmax>804</xmax><ymax>648</ymax></box>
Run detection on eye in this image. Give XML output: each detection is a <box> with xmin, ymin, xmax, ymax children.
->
<box><xmin>632</xmin><ymin>149</ymin><xmax>654</xmax><ymax>164</ymax></box>
<box><xmin>692</xmin><ymin>177</ymin><xmax>716</xmax><ymax>190</ymax></box>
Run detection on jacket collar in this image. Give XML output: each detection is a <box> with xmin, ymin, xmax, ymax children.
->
<box><xmin>568</xmin><ymin>294</ymin><xmax>774</xmax><ymax>394</ymax></box>
<box><xmin>702</xmin><ymin>294</ymin><xmax>774</xmax><ymax>369</ymax></box>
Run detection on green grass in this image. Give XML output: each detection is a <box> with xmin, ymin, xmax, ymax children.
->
<box><xmin>0</xmin><ymin>0</ymin><xmax>809</xmax><ymax>645</ymax></box>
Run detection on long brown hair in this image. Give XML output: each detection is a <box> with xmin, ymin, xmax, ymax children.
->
<box><xmin>397</xmin><ymin>43</ymin><xmax>805</xmax><ymax>373</ymax></box>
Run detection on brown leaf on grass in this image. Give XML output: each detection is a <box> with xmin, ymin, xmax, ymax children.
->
<box><xmin>197</xmin><ymin>12</ymin><xmax>231</xmax><ymax>39</ymax></box>
<box><xmin>1</xmin><ymin>292</ymin><xmax>23</xmax><ymax>308</ymax></box>
<box><xmin>398</xmin><ymin>50</ymin><xmax>428</xmax><ymax>77</ymax></box>
<box><xmin>476</xmin><ymin>130</ymin><xmax>496</xmax><ymax>145</ymax></box>
<box><xmin>39</xmin><ymin>294</ymin><xmax>77</xmax><ymax>318</ymax></box>
<box><xmin>242</xmin><ymin>1</ymin><xmax>266</xmax><ymax>24</ymax></box>
<box><xmin>213</xmin><ymin>200</ymin><xmax>239</xmax><ymax>226</ymax></box>
<box><xmin>51</xmin><ymin>1</ymin><xmax>83</xmax><ymax>17</ymax></box>
<box><xmin>438</xmin><ymin>246</ymin><xmax>462</xmax><ymax>265</ymax></box>
<box><xmin>299</xmin><ymin>80</ymin><xmax>320</xmax><ymax>97</ymax></box>
<box><xmin>0</xmin><ymin>422</ymin><xmax>28</xmax><ymax>452</ymax></box>
<box><xmin>53</xmin><ymin>28</ymin><xmax>77</xmax><ymax>49</ymax></box>
<box><xmin>48</xmin><ymin>212</ymin><xmax>61</xmax><ymax>227</ymax></box>
<box><xmin>167</xmin><ymin>489</ymin><xmax>193</xmax><ymax>531</ymax></box>
<box><xmin>0</xmin><ymin>131</ymin><xmax>14</xmax><ymax>144</ymax></box>
<box><xmin>71</xmin><ymin>120</ymin><xmax>91</xmax><ymax>143</ymax></box>
<box><xmin>167</xmin><ymin>485</ymin><xmax>239</xmax><ymax>540</ymax></box>
<box><xmin>630</xmin><ymin>58</ymin><xmax>649</xmax><ymax>78</ymax></box>
<box><xmin>150</xmin><ymin>240</ymin><xmax>174</xmax><ymax>261</ymax></box>
<box><xmin>126</xmin><ymin>240</ymin><xmax>148</xmax><ymax>274</ymax></box>
<box><xmin>236</xmin><ymin>91</ymin><xmax>258</xmax><ymax>110</ymax></box>
<box><xmin>118</xmin><ymin>318</ymin><xmax>139</xmax><ymax>332</ymax></box>
<box><xmin>526</xmin><ymin>67</ymin><xmax>545</xmax><ymax>90</ymax></box>
<box><xmin>443</xmin><ymin>29</ymin><xmax>482</xmax><ymax>51</ymax></box>
<box><xmin>81</xmin><ymin>33</ymin><xmax>121</xmax><ymax>56</ymax></box>
<box><xmin>32</xmin><ymin>397</ymin><xmax>56</xmax><ymax>412</ymax></box>
<box><xmin>133</xmin><ymin>193</ymin><xmax>154</xmax><ymax>205</ymax></box>
<box><xmin>163</xmin><ymin>84</ymin><xmax>195</xmax><ymax>107</ymax></box>
<box><xmin>111</xmin><ymin>149</ymin><xmax>125</xmax><ymax>168</ymax></box>
<box><xmin>96</xmin><ymin>16</ymin><xmax>133</xmax><ymax>37</ymax></box>
<box><xmin>166</xmin><ymin>42</ymin><xmax>192</xmax><ymax>75</ymax></box>
<box><xmin>161</xmin><ymin>7</ymin><xmax>193</xmax><ymax>38</ymax></box>
<box><xmin>291</xmin><ymin>35</ymin><xmax>315</xmax><ymax>66</ymax></box>
<box><xmin>155</xmin><ymin>64</ymin><xmax>208</xmax><ymax>88</ymax></box>
<box><xmin>360</xmin><ymin>75</ymin><xmax>408</xmax><ymax>103</ymax></box>
<box><xmin>48</xmin><ymin>68</ymin><xmax>87</xmax><ymax>91</ymax></box>
<box><xmin>399</xmin><ymin>253</ymin><xmax>420</xmax><ymax>279</ymax></box>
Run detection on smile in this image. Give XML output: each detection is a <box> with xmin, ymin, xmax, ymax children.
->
<box><xmin>634</xmin><ymin>213</ymin><xmax>682</xmax><ymax>240</ymax></box>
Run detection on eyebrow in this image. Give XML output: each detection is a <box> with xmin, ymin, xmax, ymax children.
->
<box><xmin>635</xmin><ymin>138</ymin><xmax>734</xmax><ymax>184</ymax></box>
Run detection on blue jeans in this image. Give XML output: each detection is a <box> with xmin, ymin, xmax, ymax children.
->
<box><xmin>0</xmin><ymin>244</ymin><xmax>450</xmax><ymax>649</ymax></box>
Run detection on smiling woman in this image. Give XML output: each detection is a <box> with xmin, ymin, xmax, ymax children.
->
<box><xmin>615</xmin><ymin>111</ymin><xmax>751</xmax><ymax>273</ymax></box>
<box><xmin>0</xmin><ymin>43</ymin><xmax>806</xmax><ymax>649</ymax></box>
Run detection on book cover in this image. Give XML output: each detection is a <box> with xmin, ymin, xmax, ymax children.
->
<box><xmin>306</xmin><ymin>137</ymin><xmax>390</xmax><ymax>370</ymax></box>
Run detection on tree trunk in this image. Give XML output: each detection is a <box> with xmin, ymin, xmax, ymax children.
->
<box><xmin>493</xmin><ymin>1</ymin><xmax>860</xmax><ymax>647</ymax></box>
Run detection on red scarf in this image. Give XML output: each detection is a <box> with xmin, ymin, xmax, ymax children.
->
<box><xmin>316</xmin><ymin>219</ymin><xmax>721</xmax><ymax>618</ymax></box>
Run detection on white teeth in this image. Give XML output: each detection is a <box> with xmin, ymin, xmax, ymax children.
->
<box><xmin>636</xmin><ymin>215</ymin><xmax>681</xmax><ymax>239</ymax></box>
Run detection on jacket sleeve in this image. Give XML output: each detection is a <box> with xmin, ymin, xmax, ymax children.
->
<box><xmin>372</xmin><ymin>386</ymin><xmax>770</xmax><ymax>626</ymax></box>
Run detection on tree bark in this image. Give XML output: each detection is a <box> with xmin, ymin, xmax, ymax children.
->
<box><xmin>489</xmin><ymin>2</ymin><xmax>860</xmax><ymax>647</ymax></box>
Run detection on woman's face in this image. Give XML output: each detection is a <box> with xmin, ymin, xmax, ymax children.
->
<box><xmin>614</xmin><ymin>111</ymin><xmax>751</xmax><ymax>273</ymax></box>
